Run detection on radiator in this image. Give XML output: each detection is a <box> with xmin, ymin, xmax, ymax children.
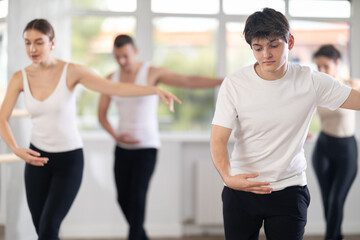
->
<box><xmin>195</xmin><ymin>160</ymin><xmax>224</xmax><ymax>225</ymax></box>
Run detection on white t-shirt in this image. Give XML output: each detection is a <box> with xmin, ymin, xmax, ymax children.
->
<box><xmin>212</xmin><ymin>62</ymin><xmax>351</xmax><ymax>191</ymax></box>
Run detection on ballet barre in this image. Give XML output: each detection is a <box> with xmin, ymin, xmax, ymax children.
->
<box><xmin>11</xmin><ymin>109</ymin><xmax>29</xmax><ymax>118</ymax></box>
<box><xmin>0</xmin><ymin>153</ymin><xmax>21</xmax><ymax>163</ymax></box>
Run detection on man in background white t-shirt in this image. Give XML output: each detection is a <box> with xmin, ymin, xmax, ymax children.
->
<box><xmin>210</xmin><ymin>7</ymin><xmax>360</xmax><ymax>240</ymax></box>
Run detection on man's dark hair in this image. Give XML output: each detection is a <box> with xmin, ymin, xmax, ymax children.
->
<box><xmin>243</xmin><ymin>8</ymin><xmax>290</xmax><ymax>46</ymax></box>
<box><xmin>313</xmin><ymin>44</ymin><xmax>341</xmax><ymax>62</ymax></box>
<box><xmin>114</xmin><ymin>34</ymin><xmax>135</xmax><ymax>48</ymax></box>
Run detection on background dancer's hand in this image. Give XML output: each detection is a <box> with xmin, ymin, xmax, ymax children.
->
<box><xmin>154</xmin><ymin>87</ymin><xmax>181</xmax><ymax>112</ymax></box>
<box><xmin>13</xmin><ymin>147</ymin><xmax>48</xmax><ymax>166</ymax></box>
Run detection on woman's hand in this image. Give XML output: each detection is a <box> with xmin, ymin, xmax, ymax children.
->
<box><xmin>224</xmin><ymin>173</ymin><xmax>273</xmax><ymax>194</ymax></box>
<box><xmin>13</xmin><ymin>147</ymin><xmax>49</xmax><ymax>166</ymax></box>
<box><xmin>155</xmin><ymin>87</ymin><xmax>182</xmax><ymax>112</ymax></box>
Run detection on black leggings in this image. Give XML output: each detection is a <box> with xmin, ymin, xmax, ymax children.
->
<box><xmin>312</xmin><ymin>132</ymin><xmax>358</xmax><ymax>240</ymax></box>
<box><xmin>114</xmin><ymin>146</ymin><xmax>157</xmax><ymax>240</ymax></box>
<box><xmin>25</xmin><ymin>144</ymin><xmax>84</xmax><ymax>240</ymax></box>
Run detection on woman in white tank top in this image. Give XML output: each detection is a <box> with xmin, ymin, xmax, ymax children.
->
<box><xmin>0</xmin><ymin>19</ymin><xmax>180</xmax><ymax>240</ymax></box>
<box><xmin>311</xmin><ymin>44</ymin><xmax>359</xmax><ymax>240</ymax></box>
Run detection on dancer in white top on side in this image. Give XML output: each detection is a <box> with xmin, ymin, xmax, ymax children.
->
<box><xmin>311</xmin><ymin>44</ymin><xmax>359</xmax><ymax>240</ymax></box>
<box><xmin>98</xmin><ymin>34</ymin><xmax>222</xmax><ymax>240</ymax></box>
<box><xmin>0</xmin><ymin>19</ymin><xmax>180</xmax><ymax>240</ymax></box>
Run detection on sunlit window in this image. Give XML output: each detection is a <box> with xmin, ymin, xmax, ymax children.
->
<box><xmin>289</xmin><ymin>21</ymin><xmax>350</xmax><ymax>75</ymax></box>
<box><xmin>153</xmin><ymin>17</ymin><xmax>218</xmax><ymax>130</ymax></box>
<box><xmin>223</xmin><ymin>0</ymin><xmax>285</xmax><ymax>15</ymax></box>
<box><xmin>226</xmin><ymin>22</ymin><xmax>254</xmax><ymax>74</ymax></box>
<box><xmin>289</xmin><ymin>0</ymin><xmax>351</xmax><ymax>18</ymax></box>
<box><xmin>289</xmin><ymin>20</ymin><xmax>350</xmax><ymax>132</ymax></box>
<box><xmin>152</xmin><ymin>0</ymin><xmax>219</xmax><ymax>14</ymax></box>
<box><xmin>72</xmin><ymin>0</ymin><xmax>136</xmax><ymax>12</ymax></box>
<box><xmin>70</xmin><ymin>0</ymin><xmax>353</xmax><ymax>132</ymax></box>
<box><xmin>71</xmin><ymin>16</ymin><xmax>135</xmax><ymax>129</ymax></box>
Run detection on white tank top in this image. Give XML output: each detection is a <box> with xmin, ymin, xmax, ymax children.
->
<box><xmin>22</xmin><ymin>63</ymin><xmax>83</xmax><ymax>152</ymax></box>
<box><xmin>317</xmin><ymin>107</ymin><xmax>355</xmax><ymax>138</ymax></box>
<box><xmin>111</xmin><ymin>62</ymin><xmax>160</xmax><ymax>149</ymax></box>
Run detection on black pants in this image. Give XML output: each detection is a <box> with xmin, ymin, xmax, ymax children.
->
<box><xmin>25</xmin><ymin>144</ymin><xmax>84</xmax><ymax>240</ymax></box>
<box><xmin>222</xmin><ymin>185</ymin><xmax>310</xmax><ymax>240</ymax></box>
<box><xmin>114</xmin><ymin>146</ymin><xmax>157</xmax><ymax>240</ymax></box>
<box><xmin>312</xmin><ymin>132</ymin><xmax>358</xmax><ymax>240</ymax></box>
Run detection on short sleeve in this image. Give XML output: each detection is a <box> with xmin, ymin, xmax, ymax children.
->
<box><xmin>212</xmin><ymin>77</ymin><xmax>238</xmax><ymax>129</ymax></box>
<box><xmin>312</xmin><ymin>71</ymin><xmax>351</xmax><ymax>110</ymax></box>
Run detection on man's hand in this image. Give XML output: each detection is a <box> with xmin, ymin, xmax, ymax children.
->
<box><xmin>225</xmin><ymin>173</ymin><xmax>273</xmax><ymax>194</ymax></box>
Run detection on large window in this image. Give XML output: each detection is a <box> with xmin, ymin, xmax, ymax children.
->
<box><xmin>71</xmin><ymin>0</ymin><xmax>353</xmax><ymax>132</ymax></box>
<box><xmin>152</xmin><ymin>0</ymin><xmax>219</xmax><ymax>14</ymax></box>
<box><xmin>226</xmin><ymin>22</ymin><xmax>254</xmax><ymax>74</ymax></box>
<box><xmin>223</xmin><ymin>0</ymin><xmax>285</xmax><ymax>15</ymax></box>
<box><xmin>289</xmin><ymin>0</ymin><xmax>351</xmax><ymax>18</ymax></box>
<box><xmin>153</xmin><ymin>17</ymin><xmax>218</xmax><ymax>130</ymax></box>
<box><xmin>72</xmin><ymin>0</ymin><xmax>136</xmax><ymax>12</ymax></box>
<box><xmin>289</xmin><ymin>20</ymin><xmax>350</xmax><ymax>132</ymax></box>
<box><xmin>71</xmin><ymin>16</ymin><xmax>135</xmax><ymax>129</ymax></box>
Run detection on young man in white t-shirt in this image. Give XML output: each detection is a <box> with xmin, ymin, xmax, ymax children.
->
<box><xmin>211</xmin><ymin>8</ymin><xmax>360</xmax><ymax>240</ymax></box>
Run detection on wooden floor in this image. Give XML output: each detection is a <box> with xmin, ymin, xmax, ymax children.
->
<box><xmin>64</xmin><ymin>236</ymin><xmax>360</xmax><ymax>240</ymax></box>
<box><xmin>64</xmin><ymin>235</ymin><xmax>360</xmax><ymax>240</ymax></box>
<box><xmin>1</xmin><ymin>226</ymin><xmax>359</xmax><ymax>240</ymax></box>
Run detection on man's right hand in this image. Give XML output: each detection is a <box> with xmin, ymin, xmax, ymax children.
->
<box><xmin>224</xmin><ymin>173</ymin><xmax>273</xmax><ymax>194</ymax></box>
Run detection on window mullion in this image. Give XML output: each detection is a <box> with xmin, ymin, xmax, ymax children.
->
<box><xmin>135</xmin><ymin>0</ymin><xmax>153</xmax><ymax>61</ymax></box>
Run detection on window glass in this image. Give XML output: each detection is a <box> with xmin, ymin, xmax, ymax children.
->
<box><xmin>72</xmin><ymin>0</ymin><xmax>136</xmax><ymax>12</ymax></box>
<box><xmin>0</xmin><ymin>0</ymin><xmax>8</xmax><ymax>18</ymax></box>
<box><xmin>223</xmin><ymin>0</ymin><xmax>285</xmax><ymax>15</ymax></box>
<box><xmin>71</xmin><ymin>17</ymin><xmax>135</xmax><ymax>129</ymax></box>
<box><xmin>289</xmin><ymin>0</ymin><xmax>351</xmax><ymax>18</ymax></box>
<box><xmin>153</xmin><ymin>17</ymin><xmax>218</xmax><ymax>131</ymax></box>
<box><xmin>226</xmin><ymin>22</ymin><xmax>255</xmax><ymax>74</ymax></box>
<box><xmin>289</xmin><ymin>20</ymin><xmax>350</xmax><ymax>132</ymax></box>
<box><xmin>152</xmin><ymin>0</ymin><xmax>219</xmax><ymax>14</ymax></box>
<box><xmin>289</xmin><ymin>21</ymin><xmax>350</xmax><ymax>76</ymax></box>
